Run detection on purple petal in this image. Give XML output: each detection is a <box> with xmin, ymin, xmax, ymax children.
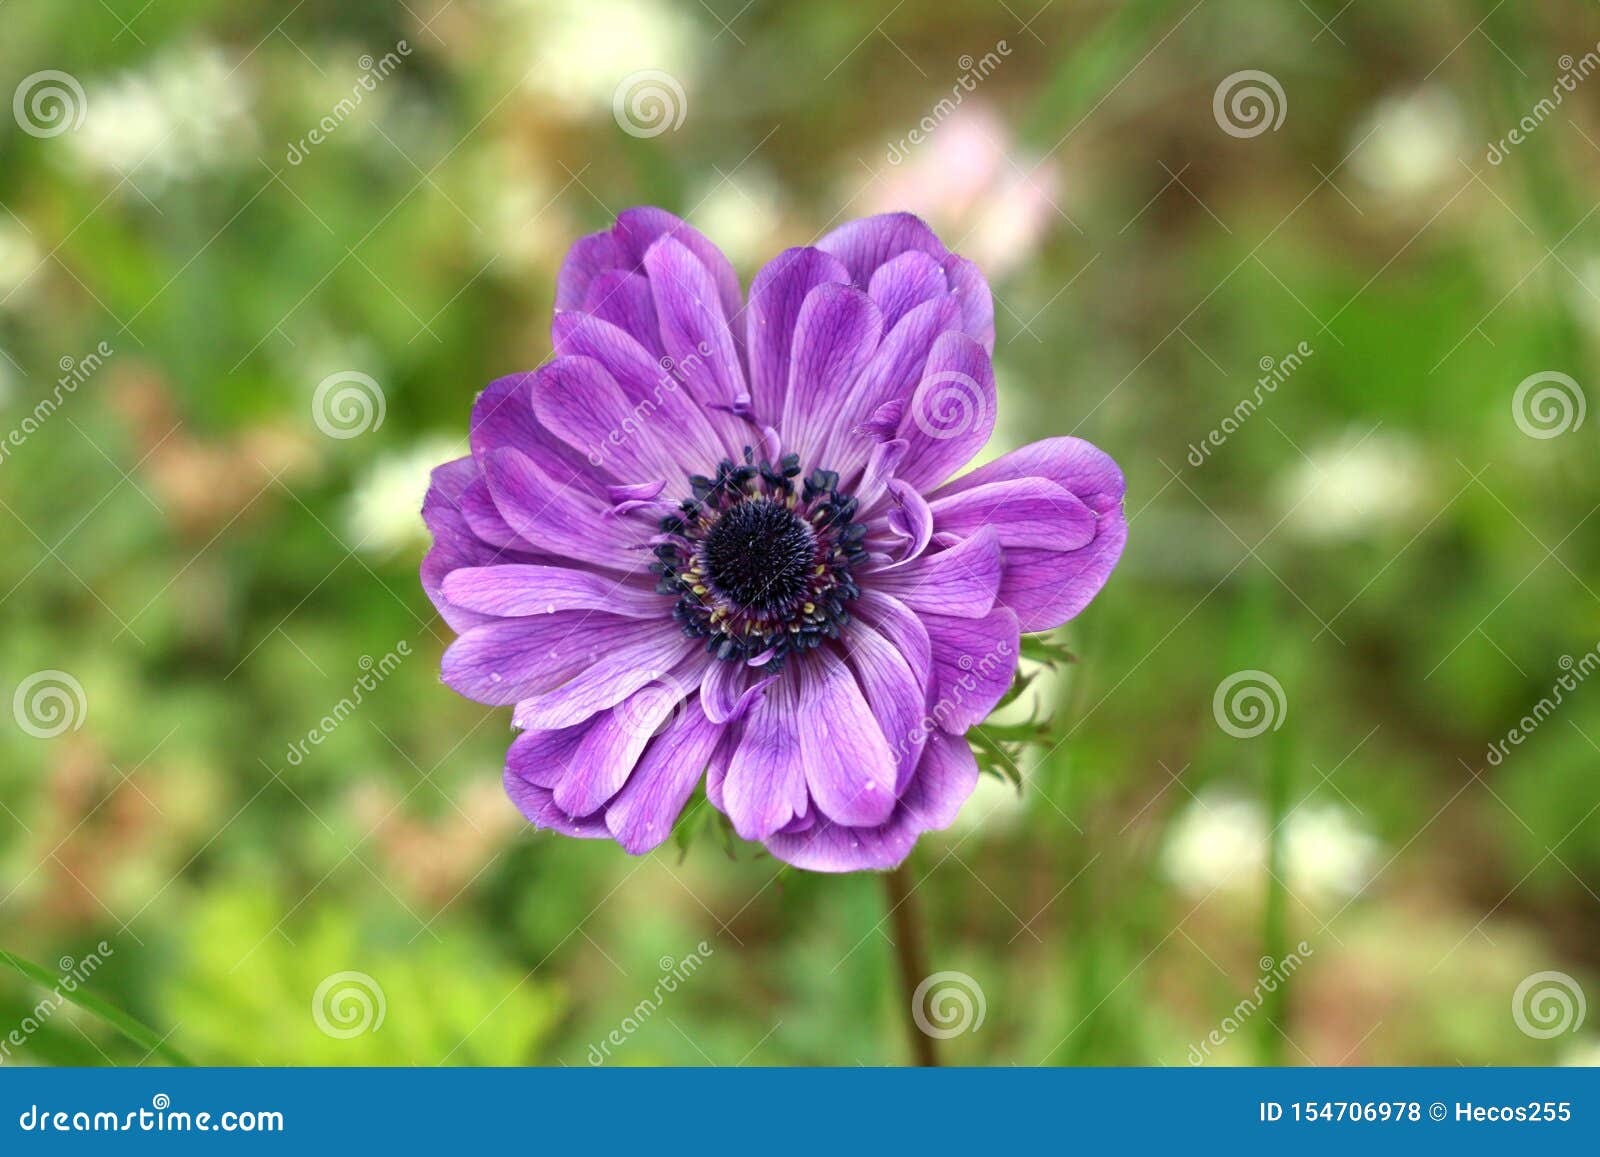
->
<box><xmin>746</xmin><ymin>247</ymin><xmax>850</xmax><ymax>427</ymax></box>
<box><xmin>482</xmin><ymin>447</ymin><xmax>646</xmax><ymax>571</ymax></box>
<box><xmin>842</xmin><ymin>616</ymin><xmax>929</xmax><ymax>793</ymax></box>
<box><xmin>721</xmin><ymin>675</ymin><xmax>809</xmax><ymax>839</ymax></box>
<box><xmin>922</xmin><ymin>607</ymin><xmax>1021</xmax><ymax>733</ymax></box>
<box><xmin>442</xmin><ymin>614</ymin><xmax>646</xmax><ymax>705</ymax></box>
<box><xmin>553</xmin><ymin>667</ymin><xmax>700</xmax><ymax>816</ymax></box>
<box><xmin>503</xmin><ymin>774</ymin><xmax>613</xmax><ymax>839</ymax></box>
<box><xmin>471</xmin><ymin>373</ymin><xmax>605</xmax><ymax>498</ymax></box>
<box><xmin>893</xmin><ymin>331</ymin><xmax>996</xmax><ymax>491</ymax></box>
<box><xmin>700</xmin><ymin>658</ymin><xmax>777</xmax><ymax>724</ymax></box>
<box><xmin>927</xmin><ymin>477</ymin><xmax>1096</xmax><ymax>550</ymax></box>
<box><xmin>529</xmin><ymin>356</ymin><xmax>692</xmax><ymax>487</ymax></box>
<box><xmin>763</xmin><ymin>729</ymin><xmax>978</xmax><ymax>872</ymax></box>
<box><xmin>823</xmin><ymin>297</ymin><xmax>961</xmax><ymax>481</ymax></box>
<box><xmin>855</xmin><ymin>590</ymin><xmax>933</xmax><ymax>697</ymax></box>
<box><xmin>578</xmin><ymin>270</ymin><xmax>661</xmax><ymax>354</ymax></box>
<box><xmin>796</xmin><ymin>648</ymin><xmax>897</xmax><ymax>827</ymax></box>
<box><xmin>867</xmin><ymin>250</ymin><xmax>948</xmax><ymax>332</ymax></box>
<box><xmin>442</xmin><ymin>565</ymin><xmax>665</xmax><ymax>619</ymax></box>
<box><xmin>931</xmin><ymin>436</ymin><xmax>1127</xmax><ymax>631</ymax></box>
<box><xmin>872</xmin><ymin>526</ymin><xmax>1002</xmax><ymax>618</ymax></box>
<box><xmin>558</xmin><ymin>207</ymin><xmax>742</xmax><ymax>334</ymax></box>
<box><xmin>511</xmin><ymin>623</ymin><xmax>700</xmax><ymax>730</ymax></box>
<box><xmin>643</xmin><ymin>236</ymin><xmax>749</xmax><ymax>415</ymax></box>
<box><xmin>550</xmin><ymin>311</ymin><xmax>731</xmax><ymax>467</ymax></box>
<box><xmin>781</xmin><ymin>283</ymin><xmax>883</xmax><ymax>466</ymax></box>
<box><xmin>605</xmin><ymin>701</ymin><xmax>727</xmax><ymax>853</ymax></box>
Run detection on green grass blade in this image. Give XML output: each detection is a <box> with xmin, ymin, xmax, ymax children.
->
<box><xmin>0</xmin><ymin>948</ymin><xmax>192</xmax><ymax>1066</ymax></box>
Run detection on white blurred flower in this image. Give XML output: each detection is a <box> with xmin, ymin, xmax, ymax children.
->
<box><xmin>70</xmin><ymin>44</ymin><xmax>256</xmax><ymax>188</ymax></box>
<box><xmin>1276</xmin><ymin>429</ymin><xmax>1430</xmax><ymax>542</ymax></box>
<box><xmin>504</xmin><ymin>0</ymin><xmax>701</xmax><ymax>117</ymax></box>
<box><xmin>345</xmin><ymin>434</ymin><xmax>461</xmax><ymax>555</ymax></box>
<box><xmin>866</xmin><ymin>101</ymin><xmax>1061</xmax><ymax>278</ymax></box>
<box><xmin>0</xmin><ymin>221</ymin><xmax>40</xmax><ymax>307</ymax></box>
<box><xmin>687</xmin><ymin>168</ymin><xmax>785</xmax><ymax>272</ymax></box>
<box><xmin>1349</xmin><ymin>87</ymin><xmax>1464</xmax><ymax>199</ymax></box>
<box><xmin>1164</xmin><ymin>791</ymin><xmax>1377</xmax><ymax>904</ymax></box>
<box><xmin>1561</xmin><ymin>1039</ymin><xmax>1600</xmax><ymax>1067</ymax></box>
<box><xmin>951</xmin><ymin>770</ymin><xmax>1028</xmax><ymax>836</ymax></box>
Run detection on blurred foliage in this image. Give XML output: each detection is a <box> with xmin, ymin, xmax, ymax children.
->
<box><xmin>1</xmin><ymin>0</ymin><xmax>1598</xmax><ymax>1066</ymax></box>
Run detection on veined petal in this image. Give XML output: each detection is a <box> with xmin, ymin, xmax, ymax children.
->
<box><xmin>927</xmin><ymin>477</ymin><xmax>1096</xmax><ymax>550</ymax></box>
<box><xmin>442</xmin><ymin>565</ymin><xmax>665</xmax><ymax>619</ymax></box>
<box><xmin>511</xmin><ymin>623</ymin><xmax>701</xmax><ymax>730</ymax></box>
<box><xmin>872</xmin><ymin>526</ymin><xmax>1002</xmax><ymax>618</ymax></box>
<box><xmin>443</xmin><ymin>614</ymin><xmax>646</xmax><ymax>705</ymax></box>
<box><xmin>779</xmin><ymin>283</ymin><xmax>883</xmax><ymax>465</ymax></box>
<box><xmin>746</xmin><ymin>247</ymin><xmax>850</xmax><ymax>426</ymax></box>
<box><xmin>482</xmin><ymin>447</ymin><xmax>647</xmax><ymax>571</ymax></box>
<box><xmin>894</xmin><ymin>331</ymin><xmax>996</xmax><ymax>491</ymax></box>
<box><xmin>605</xmin><ymin>702</ymin><xmax>727</xmax><ymax>854</ymax></box>
<box><xmin>796</xmin><ymin>648</ymin><xmax>897</xmax><ymax>827</ymax></box>
<box><xmin>722</xmin><ymin>675</ymin><xmax>809</xmax><ymax>840</ymax></box>
<box><xmin>922</xmin><ymin>607</ymin><xmax>1020</xmax><ymax>733</ymax></box>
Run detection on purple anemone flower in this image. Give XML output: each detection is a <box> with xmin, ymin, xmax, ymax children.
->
<box><xmin>421</xmin><ymin>208</ymin><xmax>1126</xmax><ymax>872</ymax></box>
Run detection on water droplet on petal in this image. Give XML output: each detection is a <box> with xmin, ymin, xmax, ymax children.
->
<box><xmin>489</xmin><ymin>672</ymin><xmax>502</xmax><ymax>683</ymax></box>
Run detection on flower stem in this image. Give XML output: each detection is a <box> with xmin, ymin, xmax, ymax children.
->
<box><xmin>882</xmin><ymin>863</ymin><xmax>939</xmax><ymax>1066</ymax></box>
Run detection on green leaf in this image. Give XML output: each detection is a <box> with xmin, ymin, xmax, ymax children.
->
<box><xmin>0</xmin><ymin>948</ymin><xmax>192</xmax><ymax>1066</ymax></box>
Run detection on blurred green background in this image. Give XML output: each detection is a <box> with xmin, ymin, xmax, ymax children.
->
<box><xmin>2</xmin><ymin>0</ymin><xmax>1598</xmax><ymax>1066</ymax></box>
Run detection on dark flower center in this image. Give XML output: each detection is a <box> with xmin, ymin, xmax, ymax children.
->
<box><xmin>653</xmin><ymin>451</ymin><xmax>866</xmax><ymax>665</ymax></box>
<box><xmin>702</xmin><ymin>498</ymin><xmax>816</xmax><ymax>608</ymax></box>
